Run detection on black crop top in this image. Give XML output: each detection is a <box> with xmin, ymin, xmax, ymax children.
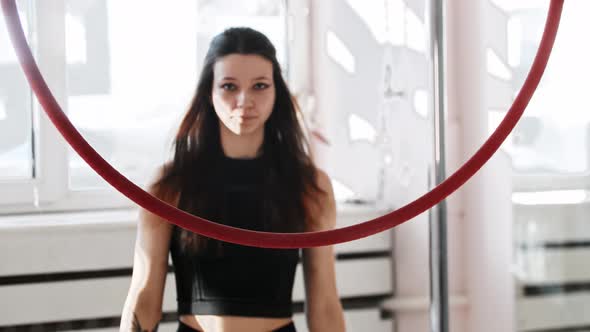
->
<box><xmin>169</xmin><ymin>154</ymin><xmax>300</xmax><ymax>318</ymax></box>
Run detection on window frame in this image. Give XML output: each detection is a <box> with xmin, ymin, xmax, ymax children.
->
<box><xmin>0</xmin><ymin>0</ymin><xmax>311</xmax><ymax>215</ymax></box>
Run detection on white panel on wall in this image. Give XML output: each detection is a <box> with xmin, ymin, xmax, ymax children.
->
<box><xmin>517</xmin><ymin>293</ymin><xmax>590</xmax><ymax>331</ymax></box>
<box><xmin>0</xmin><ymin>225</ymin><xmax>136</xmax><ymax>276</ymax></box>
<box><xmin>0</xmin><ymin>210</ymin><xmax>137</xmax><ymax>276</ymax></box>
<box><xmin>293</xmin><ymin>308</ymin><xmax>392</xmax><ymax>332</ymax></box>
<box><xmin>335</xmin><ymin>204</ymin><xmax>392</xmax><ymax>253</ymax></box>
<box><xmin>513</xmin><ymin>199</ymin><xmax>590</xmax><ymax>243</ymax></box>
<box><xmin>293</xmin><ymin>258</ymin><xmax>392</xmax><ymax>302</ymax></box>
<box><xmin>68</xmin><ymin>322</ymin><xmax>178</xmax><ymax>332</ymax></box>
<box><xmin>516</xmin><ymin>249</ymin><xmax>590</xmax><ymax>285</ymax></box>
<box><xmin>0</xmin><ymin>275</ymin><xmax>177</xmax><ymax>326</ymax></box>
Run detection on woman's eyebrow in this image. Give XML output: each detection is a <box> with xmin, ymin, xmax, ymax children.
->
<box><xmin>252</xmin><ymin>76</ymin><xmax>271</xmax><ymax>81</ymax></box>
<box><xmin>218</xmin><ymin>76</ymin><xmax>271</xmax><ymax>82</ymax></box>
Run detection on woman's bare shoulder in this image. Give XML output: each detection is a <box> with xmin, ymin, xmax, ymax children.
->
<box><xmin>306</xmin><ymin>167</ymin><xmax>337</xmax><ymax>231</ymax></box>
<box><xmin>314</xmin><ymin>168</ymin><xmax>332</xmax><ymax>193</ymax></box>
<box><xmin>146</xmin><ymin>162</ymin><xmax>178</xmax><ymax>200</ymax></box>
<box><xmin>139</xmin><ymin>162</ymin><xmax>179</xmax><ymax>229</ymax></box>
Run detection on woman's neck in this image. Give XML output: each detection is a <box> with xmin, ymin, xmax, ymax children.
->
<box><xmin>219</xmin><ymin>125</ymin><xmax>264</xmax><ymax>159</ymax></box>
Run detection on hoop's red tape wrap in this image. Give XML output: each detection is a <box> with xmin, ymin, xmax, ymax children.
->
<box><xmin>1</xmin><ymin>0</ymin><xmax>564</xmax><ymax>248</ymax></box>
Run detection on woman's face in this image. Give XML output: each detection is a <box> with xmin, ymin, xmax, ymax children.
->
<box><xmin>211</xmin><ymin>54</ymin><xmax>276</xmax><ymax>136</ymax></box>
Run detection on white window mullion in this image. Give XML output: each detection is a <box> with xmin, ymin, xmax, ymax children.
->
<box><xmin>286</xmin><ymin>0</ymin><xmax>312</xmax><ymax>96</ymax></box>
<box><xmin>286</xmin><ymin>0</ymin><xmax>320</xmax><ymax>160</ymax></box>
<box><xmin>33</xmin><ymin>0</ymin><xmax>68</xmax><ymax>205</ymax></box>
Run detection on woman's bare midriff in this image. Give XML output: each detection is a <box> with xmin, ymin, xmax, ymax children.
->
<box><xmin>179</xmin><ymin>314</ymin><xmax>293</xmax><ymax>332</ymax></box>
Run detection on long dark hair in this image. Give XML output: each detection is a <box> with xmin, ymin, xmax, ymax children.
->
<box><xmin>153</xmin><ymin>27</ymin><xmax>324</xmax><ymax>253</ymax></box>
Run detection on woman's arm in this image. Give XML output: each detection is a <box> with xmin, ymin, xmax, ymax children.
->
<box><xmin>120</xmin><ymin>169</ymin><xmax>174</xmax><ymax>332</ymax></box>
<box><xmin>302</xmin><ymin>169</ymin><xmax>346</xmax><ymax>332</ymax></box>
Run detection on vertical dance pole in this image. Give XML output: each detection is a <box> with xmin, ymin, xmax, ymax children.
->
<box><xmin>429</xmin><ymin>0</ymin><xmax>450</xmax><ymax>331</ymax></box>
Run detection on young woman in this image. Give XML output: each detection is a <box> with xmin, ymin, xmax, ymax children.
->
<box><xmin>120</xmin><ymin>27</ymin><xmax>345</xmax><ymax>332</ymax></box>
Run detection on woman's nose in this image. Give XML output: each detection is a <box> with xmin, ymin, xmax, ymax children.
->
<box><xmin>236</xmin><ymin>91</ymin><xmax>253</xmax><ymax>108</ymax></box>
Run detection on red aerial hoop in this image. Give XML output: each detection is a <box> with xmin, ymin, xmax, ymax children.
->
<box><xmin>0</xmin><ymin>0</ymin><xmax>565</xmax><ymax>248</ymax></box>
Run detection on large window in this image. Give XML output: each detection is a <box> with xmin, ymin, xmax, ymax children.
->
<box><xmin>66</xmin><ymin>0</ymin><xmax>288</xmax><ymax>191</ymax></box>
<box><xmin>487</xmin><ymin>0</ymin><xmax>590</xmax><ymax>180</ymax></box>
<box><xmin>313</xmin><ymin>0</ymin><xmax>433</xmax><ymax>209</ymax></box>
<box><xmin>0</xmin><ymin>0</ymin><xmax>292</xmax><ymax>213</ymax></box>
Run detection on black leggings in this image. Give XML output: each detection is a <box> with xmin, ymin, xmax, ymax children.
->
<box><xmin>177</xmin><ymin>320</ymin><xmax>297</xmax><ymax>332</ymax></box>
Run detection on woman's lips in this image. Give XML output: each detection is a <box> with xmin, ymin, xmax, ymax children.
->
<box><xmin>239</xmin><ymin>115</ymin><xmax>257</xmax><ymax>121</ymax></box>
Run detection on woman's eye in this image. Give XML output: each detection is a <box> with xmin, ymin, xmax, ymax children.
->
<box><xmin>254</xmin><ymin>83</ymin><xmax>269</xmax><ymax>90</ymax></box>
<box><xmin>221</xmin><ymin>83</ymin><xmax>237</xmax><ymax>91</ymax></box>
